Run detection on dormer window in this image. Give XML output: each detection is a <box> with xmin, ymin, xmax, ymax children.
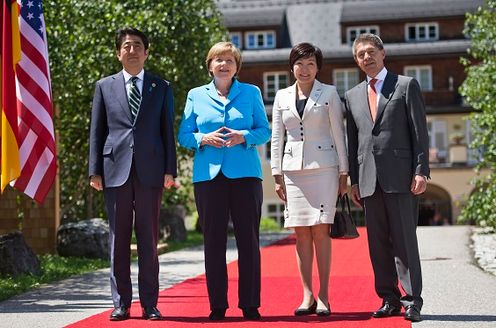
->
<box><xmin>405</xmin><ymin>23</ymin><xmax>439</xmax><ymax>42</ymax></box>
<box><xmin>346</xmin><ymin>26</ymin><xmax>379</xmax><ymax>45</ymax></box>
<box><xmin>245</xmin><ymin>31</ymin><xmax>276</xmax><ymax>49</ymax></box>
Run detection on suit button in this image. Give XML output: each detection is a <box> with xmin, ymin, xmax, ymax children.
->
<box><xmin>132</xmin><ymin>127</ymin><xmax>136</xmax><ymax>131</ymax></box>
<box><xmin>300</xmin><ymin>122</ymin><xmax>303</xmax><ymax>125</ymax></box>
<box><xmin>300</xmin><ymin>133</ymin><xmax>303</xmax><ymax>136</ymax></box>
<box><xmin>220</xmin><ymin>113</ymin><xmax>224</xmax><ymax>117</ymax></box>
<box><xmin>320</xmin><ymin>204</ymin><xmax>324</xmax><ymax>208</ymax></box>
<box><xmin>300</xmin><ymin>127</ymin><xmax>303</xmax><ymax>131</ymax></box>
<box><xmin>318</xmin><ymin>146</ymin><xmax>321</xmax><ymax>149</ymax></box>
<box><xmin>301</xmin><ymin>138</ymin><xmax>304</xmax><ymax>141</ymax></box>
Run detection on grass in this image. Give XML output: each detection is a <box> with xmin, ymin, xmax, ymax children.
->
<box><xmin>0</xmin><ymin>231</ymin><xmax>205</xmax><ymax>302</ymax></box>
<box><xmin>0</xmin><ymin>221</ymin><xmax>280</xmax><ymax>302</ymax></box>
<box><xmin>0</xmin><ymin>254</ymin><xmax>108</xmax><ymax>302</ymax></box>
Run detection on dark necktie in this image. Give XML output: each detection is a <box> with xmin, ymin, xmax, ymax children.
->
<box><xmin>128</xmin><ymin>76</ymin><xmax>141</xmax><ymax>122</ymax></box>
<box><xmin>368</xmin><ymin>78</ymin><xmax>378</xmax><ymax>121</ymax></box>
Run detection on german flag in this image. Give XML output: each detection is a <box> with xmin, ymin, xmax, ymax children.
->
<box><xmin>1</xmin><ymin>0</ymin><xmax>21</xmax><ymax>191</ymax></box>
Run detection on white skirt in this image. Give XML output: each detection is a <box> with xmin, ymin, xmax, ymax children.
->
<box><xmin>283</xmin><ymin>167</ymin><xmax>339</xmax><ymax>228</ymax></box>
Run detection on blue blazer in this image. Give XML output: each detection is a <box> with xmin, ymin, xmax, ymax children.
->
<box><xmin>178</xmin><ymin>79</ymin><xmax>270</xmax><ymax>183</ymax></box>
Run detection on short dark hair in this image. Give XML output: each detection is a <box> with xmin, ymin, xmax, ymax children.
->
<box><xmin>115</xmin><ymin>27</ymin><xmax>149</xmax><ymax>51</ymax></box>
<box><xmin>352</xmin><ymin>33</ymin><xmax>384</xmax><ymax>58</ymax></box>
<box><xmin>289</xmin><ymin>43</ymin><xmax>323</xmax><ymax>71</ymax></box>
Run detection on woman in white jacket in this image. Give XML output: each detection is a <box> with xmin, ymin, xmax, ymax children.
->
<box><xmin>270</xmin><ymin>43</ymin><xmax>348</xmax><ymax>316</ymax></box>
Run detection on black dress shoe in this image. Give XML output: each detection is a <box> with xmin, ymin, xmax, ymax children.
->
<box><xmin>142</xmin><ymin>306</ymin><xmax>162</xmax><ymax>320</ymax></box>
<box><xmin>294</xmin><ymin>299</ymin><xmax>317</xmax><ymax>316</ymax></box>
<box><xmin>316</xmin><ymin>303</ymin><xmax>331</xmax><ymax>316</ymax></box>
<box><xmin>404</xmin><ymin>305</ymin><xmax>421</xmax><ymax>322</ymax></box>
<box><xmin>110</xmin><ymin>306</ymin><xmax>129</xmax><ymax>321</ymax></box>
<box><xmin>372</xmin><ymin>302</ymin><xmax>401</xmax><ymax>318</ymax></box>
<box><xmin>208</xmin><ymin>308</ymin><xmax>226</xmax><ymax>321</ymax></box>
<box><xmin>242</xmin><ymin>307</ymin><xmax>261</xmax><ymax>320</ymax></box>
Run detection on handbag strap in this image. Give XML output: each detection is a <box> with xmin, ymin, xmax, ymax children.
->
<box><xmin>337</xmin><ymin>194</ymin><xmax>356</xmax><ymax>227</ymax></box>
<box><xmin>336</xmin><ymin>194</ymin><xmax>352</xmax><ymax>214</ymax></box>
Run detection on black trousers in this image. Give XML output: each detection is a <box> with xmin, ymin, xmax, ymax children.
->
<box><xmin>104</xmin><ymin>163</ymin><xmax>162</xmax><ymax>308</ymax></box>
<box><xmin>363</xmin><ymin>183</ymin><xmax>423</xmax><ymax>309</ymax></box>
<box><xmin>194</xmin><ymin>172</ymin><xmax>263</xmax><ymax>310</ymax></box>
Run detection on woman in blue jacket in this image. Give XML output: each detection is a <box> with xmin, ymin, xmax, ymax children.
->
<box><xmin>178</xmin><ymin>42</ymin><xmax>270</xmax><ymax>321</ymax></box>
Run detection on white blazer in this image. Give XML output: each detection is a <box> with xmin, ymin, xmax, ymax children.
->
<box><xmin>271</xmin><ymin>80</ymin><xmax>348</xmax><ymax>176</ymax></box>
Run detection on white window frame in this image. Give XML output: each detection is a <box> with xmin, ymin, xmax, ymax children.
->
<box><xmin>405</xmin><ymin>22</ymin><xmax>439</xmax><ymax>42</ymax></box>
<box><xmin>346</xmin><ymin>25</ymin><xmax>380</xmax><ymax>45</ymax></box>
<box><xmin>265</xmin><ymin>202</ymin><xmax>285</xmax><ymax>226</ymax></box>
<box><xmin>333</xmin><ymin>68</ymin><xmax>360</xmax><ymax>97</ymax></box>
<box><xmin>428</xmin><ymin>119</ymin><xmax>448</xmax><ymax>162</ymax></box>
<box><xmin>263</xmin><ymin>72</ymin><xmax>289</xmax><ymax>101</ymax></box>
<box><xmin>245</xmin><ymin>30</ymin><xmax>276</xmax><ymax>49</ymax></box>
<box><xmin>229</xmin><ymin>32</ymin><xmax>242</xmax><ymax>49</ymax></box>
<box><xmin>404</xmin><ymin>65</ymin><xmax>433</xmax><ymax>91</ymax></box>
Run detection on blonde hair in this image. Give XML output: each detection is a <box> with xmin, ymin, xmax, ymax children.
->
<box><xmin>205</xmin><ymin>41</ymin><xmax>242</xmax><ymax>76</ymax></box>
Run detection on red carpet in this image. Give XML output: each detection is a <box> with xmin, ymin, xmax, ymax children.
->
<box><xmin>67</xmin><ymin>227</ymin><xmax>410</xmax><ymax>327</ymax></box>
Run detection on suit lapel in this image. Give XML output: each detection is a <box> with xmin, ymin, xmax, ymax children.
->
<box><xmin>112</xmin><ymin>72</ymin><xmax>133</xmax><ymax>122</ymax></box>
<box><xmin>374</xmin><ymin>72</ymin><xmax>398</xmax><ymax>127</ymax></box>
<box><xmin>302</xmin><ymin>80</ymin><xmax>323</xmax><ymax>120</ymax></box>
<box><xmin>355</xmin><ymin>80</ymin><xmax>373</xmax><ymax>124</ymax></box>
<box><xmin>286</xmin><ymin>83</ymin><xmax>300</xmax><ymax>119</ymax></box>
<box><xmin>137</xmin><ymin>71</ymin><xmax>153</xmax><ymax>121</ymax></box>
<box><xmin>225</xmin><ymin>79</ymin><xmax>241</xmax><ymax>106</ymax></box>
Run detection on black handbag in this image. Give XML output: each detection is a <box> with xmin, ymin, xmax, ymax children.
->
<box><xmin>330</xmin><ymin>194</ymin><xmax>359</xmax><ymax>239</ymax></box>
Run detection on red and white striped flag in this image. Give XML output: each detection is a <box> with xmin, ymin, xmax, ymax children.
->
<box><xmin>1</xmin><ymin>0</ymin><xmax>56</xmax><ymax>204</ymax></box>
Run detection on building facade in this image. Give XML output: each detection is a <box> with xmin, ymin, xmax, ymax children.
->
<box><xmin>217</xmin><ymin>0</ymin><xmax>484</xmax><ymax>226</ymax></box>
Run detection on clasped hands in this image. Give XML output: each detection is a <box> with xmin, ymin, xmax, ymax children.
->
<box><xmin>201</xmin><ymin>126</ymin><xmax>245</xmax><ymax>148</ymax></box>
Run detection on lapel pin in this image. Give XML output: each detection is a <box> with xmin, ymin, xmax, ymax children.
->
<box><xmin>149</xmin><ymin>83</ymin><xmax>156</xmax><ymax>92</ymax></box>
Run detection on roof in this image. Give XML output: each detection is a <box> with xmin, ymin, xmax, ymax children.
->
<box><xmin>341</xmin><ymin>0</ymin><xmax>484</xmax><ymax>23</ymax></box>
<box><xmin>242</xmin><ymin>39</ymin><xmax>471</xmax><ymax>64</ymax></box>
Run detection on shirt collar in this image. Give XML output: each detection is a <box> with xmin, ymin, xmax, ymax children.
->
<box><xmin>367</xmin><ymin>67</ymin><xmax>388</xmax><ymax>83</ymax></box>
<box><xmin>122</xmin><ymin>69</ymin><xmax>145</xmax><ymax>83</ymax></box>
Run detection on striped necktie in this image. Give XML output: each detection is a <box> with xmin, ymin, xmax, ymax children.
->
<box><xmin>128</xmin><ymin>76</ymin><xmax>141</xmax><ymax>122</ymax></box>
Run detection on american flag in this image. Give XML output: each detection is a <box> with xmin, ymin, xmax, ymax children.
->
<box><xmin>12</xmin><ymin>0</ymin><xmax>56</xmax><ymax>203</ymax></box>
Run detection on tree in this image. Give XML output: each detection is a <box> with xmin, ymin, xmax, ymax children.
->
<box><xmin>459</xmin><ymin>0</ymin><xmax>496</xmax><ymax>228</ymax></box>
<box><xmin>43</xmin><ymin>0</ymin><xmax>226</xmax><ymax>220</ymax></box>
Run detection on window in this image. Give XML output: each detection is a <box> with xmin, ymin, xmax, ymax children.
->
<box><xmin>229</xmin><ymin>32</ymin><xmax>242</xmax><ymax>49</ymax></box>
<box><xmin>405</xmin><ymin>23</ymin><xmax>439</xmax><ymax>42</ymax></box>
<box><xmin>333</xmin><ymin>68</ymin><xmax>360</xmax><ymax>97</ymax></box>
<box><xmin>427</xmin><ymin>120</ymin><xmax>447</xmax><ymax>163</ymax></box>
<box><xmin>266</xmin><ymin>202</ymin><xmax>285</xmax><ymax>226</ymax></box>
<box><xmin>245</xmin><ymin>31</ymin><xmax>276</xmax><ymax>49</ymax></box>
<box><xmin>404</xmin><ymin>66</ymin><xmax>433</xmax><ymax>91</ymax></box>
<box><xmin>263</xmin><ymin>72</ymin><xmax>289</xmax><ymax>101</ymax></box>
<box><xmin>346</xmin><ymin>26</ymin><xmax>379</xmax><ymax>45</ymax></box>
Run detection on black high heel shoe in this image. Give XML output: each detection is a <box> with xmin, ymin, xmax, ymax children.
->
<box><xmin>316</xmin><ymin>303</ymin><xmax>331</xmax><ymax>316</ymax></box>
<box><xmin>294</xmin><ymin>299</ymin><xmax>317</xmax><ymax>316</ymax></box>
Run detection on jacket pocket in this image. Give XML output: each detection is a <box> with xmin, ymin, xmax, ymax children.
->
<box><xmin>103</xmin><ymin>145</ymin><xmax>113</xmax><ymax>156</ymax></box>
<box><xmin>284</xmin><ymin>145</ymin><xmax>292</xmax><ymax>155</ymax></box>
<box><xmin>393</xmin><ymin>149</ymin><xmax>412</xmax><ymax>158</ymax></box>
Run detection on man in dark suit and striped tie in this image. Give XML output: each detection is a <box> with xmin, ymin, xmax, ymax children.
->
<box><xmin>88</xmin><ymin>27</ymin><xmax>177</xmax><ymax>321</ymax></box>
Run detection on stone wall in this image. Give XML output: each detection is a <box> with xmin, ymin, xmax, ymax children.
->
<box><xmin>0</xmin><ymin>185</ymin><xmax>59</xmax><ymax>254</ymax></box>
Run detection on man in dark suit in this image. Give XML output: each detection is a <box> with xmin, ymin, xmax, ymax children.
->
<box><xmin>345</xmin><ymin>33</ymin><xmax>429</xmax><ymax>322</ymax></box>
<box><xmin>88</xmin><ymin>27</ymin><xmax>177</xmax><ymax>321</ymax></box>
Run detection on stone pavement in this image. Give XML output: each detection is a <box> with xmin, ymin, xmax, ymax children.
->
<box><xmin>1</xmin><ymin>226</ymin><xmax>495</xmax><ymax>328</ymax></box>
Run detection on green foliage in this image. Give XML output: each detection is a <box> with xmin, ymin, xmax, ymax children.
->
<box><xmin>166</xmin><ymin>230</ymin><xmax>203</xmax><ymax>252</ymax></box>
<box><xmin>260</xmin><ymin>217</ymin><xmax>282</xmax><ymax>232</ymax></box>
<box><xmin>43</xmin><ymin>0</ymin><xmax>227</xmax><ymax>220</ymax></box>
<box><xmin>459</xmin><ymin>0</ymin><xmax>496</xmax><ymax>228</ymax></box>
<box><xmin>0</xmin><ymin>254</ymin><xmax>108</xmax><ymax>301</ymax></box>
